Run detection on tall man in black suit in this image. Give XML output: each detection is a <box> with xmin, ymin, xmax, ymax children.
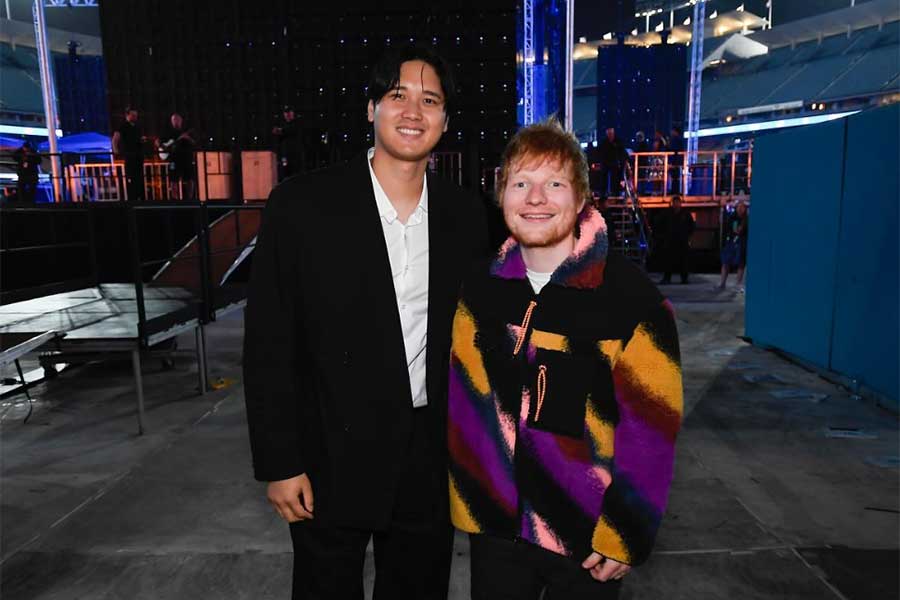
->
<box><xmin>243</xmin><ymin>45</ymin><xmax>488</xmax><ymax>600</ymax></box>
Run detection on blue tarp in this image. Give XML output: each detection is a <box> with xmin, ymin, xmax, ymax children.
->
<box><xmin>37</xmin><ymin>132</ymin><xmax>111</xmax><ymax>154</ymax></box>
<box><xmin>0</xmin><ymin>135</ymin><xmax>27</xmax><ymax>150</ymax></box>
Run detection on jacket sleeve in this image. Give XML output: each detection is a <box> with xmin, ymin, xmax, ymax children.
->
<box><xmin>243</xmin><ymin>187</ymin><xmax>306</xmax><ymax>482</ymax></box>
<box><xmin>591</xmin><ymin>298</ymin><xmax>683</xmax><ymax>565</ymax></box>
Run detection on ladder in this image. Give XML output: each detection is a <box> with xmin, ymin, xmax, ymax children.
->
<box><xmin>603</xmin><ymin>161</ymin><xmax>652</xmax><ymax>268</ymax></box>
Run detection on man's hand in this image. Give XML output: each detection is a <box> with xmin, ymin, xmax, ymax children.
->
<box><xmin>267</xmin><ymin>473</ymin><xmax>314</xmax><ymax>522</ymax></box>
<box><xmin>581</xmin><ymin>552</ymin><xmax>631</xmax><ymax>582</ymax></box>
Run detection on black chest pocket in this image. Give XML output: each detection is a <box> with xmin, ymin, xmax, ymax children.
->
<box><xmin>526</xmin><ymin>348</ymin><xmax>595</xmax><ymax>439</ymax></box>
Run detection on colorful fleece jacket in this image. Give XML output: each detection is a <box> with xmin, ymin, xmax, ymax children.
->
<box><xmin>448</xmin><ymin>207</ymin><xmax>683</xmax><ymax>566</ymax></box>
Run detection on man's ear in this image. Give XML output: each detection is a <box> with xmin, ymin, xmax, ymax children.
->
<box><xmin>367</xmin><ymin>100</ymin><xmax>375</xmax><ymax>124</ymax></box>
<box><xmin>443</xmin><ymin>114</ymin><xmax>449</xmax><ymax>133</ymax></box>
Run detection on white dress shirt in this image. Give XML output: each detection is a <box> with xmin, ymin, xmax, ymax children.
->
<box><xmin>367</xmin><ymin>148</ymin><xmax>430</xmax><ymax>407</ymax></box>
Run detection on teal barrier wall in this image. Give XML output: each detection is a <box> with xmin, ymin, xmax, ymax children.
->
<box><xmin>746</xmin><ymin>104</ymin><xmax>899</xmax><ymax>408</ymax></box>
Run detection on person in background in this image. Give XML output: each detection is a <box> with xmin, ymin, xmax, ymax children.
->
<box><xmin>112</xmin><ymin>107</ymin><xmax>146</xmax><ymax>201</ymax></box>
<box><xmin>448</xmin><ymin>119</ymin><xmax>683</xmax><ymax>600</ymax></box>
<box><xmin>717</xmin><ymin>200</ymin><xmax>749</xmax><ymax>292</ymax></box>
<box><xmin>634</xmin><ymin>131</ymin><xmax>649</xmax><ymax>153</ymax></box>
<box><xmin>657</xmin><ymin>194</ymin><xmax>695</xmax><ymax>285</ymax></box>
<box><xmin>273</xmin><ymin>105</ymin><xmax>306</xmax><ymax>181</ymax></box>
<box><xmin>160</xmin><ymin>112</ymin><xmax>197</xmax><ymax>200</ymax></box>
<box><xmin>596</xmin><ymin>127</ymin><xmax>627</xmax><ymax>200</ymax></box>
<box><xmin>13</xmin><ymin>141</ymin><xmax>40</xmax><ymax>203</ymax></box>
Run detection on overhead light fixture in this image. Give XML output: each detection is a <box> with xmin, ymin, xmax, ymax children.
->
<box><xmin>709</xmin><ymin>10</ymin><xmax>718</xmax><ymax>19</ymax></box>
<box><xmin>686</xmin><ymin>111</ymin><xmax>861</xmax><ymax>138</ymax></box>
<box><xmin>602</xmin><ymin>32</ymin><xmax>613</xmax><ymax>40</ymax></box>
<box><xmin>578</xmin><ymin>36</ymin><xmax>587</xmax><ymax>43</ymax></box>
<box><xmin>0</xmin><ymin>125</ymin><xmax>64</xmax><ymax>137</ymax></box>
<box><xmin>655</xmin><ymin>22</ymin><xmax>664</xmax><ymax>32</ymax></box>
<box><xmin>737</xmin><ymin>4</ymin><xmax>745</xmax><ymax>11</ymax></box>
<box><xmin>683</xmin><ymin>17</ymin><xmax>691</xmax><ymax>25</ymax></box>
<box><xmin>725</xmin><ymin>115</ymin><xmax>734</xmax><ymax>122</ymax></box>
<box><xmin>631</xmin><ymin>28</ymin><xmax>639</xmax><ymax>36</ymax></box>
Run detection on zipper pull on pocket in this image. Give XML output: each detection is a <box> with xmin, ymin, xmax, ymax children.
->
<box><xmin>534</xmin><ymin>364</ymin><xmax>548</xmax><ymax>421</ymax></box>
<box><xmin>512</xmin><ymin>300</ymin><xmax>538</xmax><ymax>356</ymax></box>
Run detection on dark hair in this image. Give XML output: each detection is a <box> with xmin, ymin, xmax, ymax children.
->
<box><xmin>672</xmin><ymin>194</ymin><xmax>682</xmax><ymax>203</ymax></box>
<box><xmin>125</xmin><ymin>106</ymin><xmax>138</xmax><ymax>114</ymax></box>
<box><xmin>367</xmin><ymin>44</ymin><xmax>456</xmax><ymax>117</ymax></box>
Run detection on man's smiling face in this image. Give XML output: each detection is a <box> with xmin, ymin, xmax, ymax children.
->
<box><xmin>367</xmin><ymin>60</ymin><xmax>448</xmax><ymax>163</ymax></box>
<box><xmin>502</xmin><ymin>158</ymin><xmax>585</xmax><ymax>250</ymax></box>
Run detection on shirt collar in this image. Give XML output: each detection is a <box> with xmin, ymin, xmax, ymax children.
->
<box><xmin>367</xmin><ymin>147</ymin><xmax>429</xmax><ymax>224</ymax></box>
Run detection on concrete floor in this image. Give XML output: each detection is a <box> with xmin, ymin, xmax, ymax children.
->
<box><xmin>2</xmin><ymin>274</ymin><xmax>897</xmax><ymax>600</ymax></box>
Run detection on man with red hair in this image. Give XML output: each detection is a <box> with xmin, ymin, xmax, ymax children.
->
<box><xmin>448</xmin><ymin>119</ymin><xmax>683</xmax><ymax>599</ymax></box>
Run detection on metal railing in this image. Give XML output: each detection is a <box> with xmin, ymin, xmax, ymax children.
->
<box><xmin>6</xmin><ymin>149</ymin><xmax>467</xmax><ymax>204</ymax></box>
<box><xmin>128</xmin><ymin>202</ymin><xmax>262</xmax><ymax>346</ymax></box>
<box><xmin>629</xmin><ymin>150</ymin><xmax>752</xmax><ymax>205</ymax></box>
<box><xmin>64</xmin><ymin>162</ymin><xmax>127</xmax><ymax>202</ymax></box>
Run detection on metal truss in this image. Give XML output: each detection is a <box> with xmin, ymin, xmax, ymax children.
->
<box><xmin>44</xmin><ymin>0</ymin><xmax>98</xmax><ymax>7</ymax></box>
<box><xmin>523</xmin><ymin>0</ymin><xmax>534</xmax><ymax>125</ymax></box>
<box><xmin>685</xmin><ymin>0</ymin><xmax>706</xmax><ymax>192</ymax></box>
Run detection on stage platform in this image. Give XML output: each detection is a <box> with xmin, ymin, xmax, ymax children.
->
<box><xmin>0</xmin><ymin>284</ymin><xmax>210</xmax><ymax>433</ymax></box>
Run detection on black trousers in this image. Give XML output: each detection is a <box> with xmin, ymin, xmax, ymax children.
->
<box><xmin>470</xmin><ymin>534</ymin><xmax>622</xmax><ymax>600</ymax></box>
<box><xmin>125</xmin><ymin>159</ymin><xmax>144</xmax><ymax>201</ymax></box>
<box><xmin>17</xmin><ymin>180</ymin><xmax>37</xmax><ymax>202</ymax></box>
<box><xmin>597</xmin><ymin>164</ymin><xmax>622</xmax><ymax>198</ymax></box>
<box><xmin>662</xmin><ymin>243</ymin><xmax>690</xmax><ymax>283</ymax></box>
<box><xmin>289</xmin><ymin>407</ymin><xmax>453</xmax><ymax>600</ymax></box>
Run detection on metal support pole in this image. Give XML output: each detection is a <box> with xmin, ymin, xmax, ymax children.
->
<box><xmin>712</xmin><ymin>151</ymin><xmax>718</xmax><ymax>198</ymax></box>
<box><xmin>127</xmin><ymin>206</ymin><xmax>148</xmax><ymax>345</ymax></box>
<box><xmin>730</xmin><ymin>152</ymin><xmax>736</xmax><ymax>198</ymax></box>
<box><xmin>33</xmin><ymin>0</ymin><xmax>63</xmax><ymax>202</ymax></box>
<box><xmin>663</xmin><ymin>153</ymin><xmax>669</xmax><ymax>199</ymax></box>
<box><xmin>522</xmin><ymin>0</ymin><xmax>534</xmax><ymax>125</ymax></box>
<box><xmin>633</xmin><ymin>154</ymin><xmax>639</xmax><ymax>193</ymax></box>
<box><xmin>14</xmin><ymin>359</ymin><xmax>34</xmax><ymax>424</ymax></box>
<box><xmin>685</xmin><ymin>0</ymin><xmax>706</xmax><ymax>193</ymax></box>
<box><xmin>131</xmin><ymin>347</ymin><xmax>146</xmax><ymax>435</ymax></box>
<box><xmin>195</xmin><ymin>325</ymin><xmax>208</xmax><ymax>395</ymax></box>
<box><xmin>564</xmin><ymin>0</ymin><xmax>574</xmax><ymax>131</ymax></box>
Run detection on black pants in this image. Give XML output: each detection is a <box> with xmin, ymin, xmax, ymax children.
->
<box><xmin>17</xmin><ymin>180</ymin><xmax>37</xmax><ymax>202</ymax></box>
<box><xmin>125</xmin><ymin>159</ymin><xmax>144</xmax><ymax>201</ymax></box>
<box><xmin>470</xmin><ymin>534</ymin><xmax>622</xmax><ymax>600</ymax></box>
<box><xmin>662</xmin><ymin>243</ymin><xmax>690</xmax><ymax>283</ymax></box>
<box><xmin>597</xmin><ymin>164</ymin><xmax>622</xmax><ymax>199</ymax></box>
<box><xmin>289</xmin><ymin>407</ymin><xmax>453</xmax><ymax>600</ymax></box>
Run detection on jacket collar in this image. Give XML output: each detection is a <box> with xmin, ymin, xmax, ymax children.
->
<box><xmin>489</xmin><ymin>207</ymin><xmax>609</xmax><ymax>290</ymax></box>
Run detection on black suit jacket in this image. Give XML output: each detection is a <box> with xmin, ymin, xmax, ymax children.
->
<box><xmin>243</xmin><ymin>156</ymin><xmax>488</xmax><ymax>530</ymax></box>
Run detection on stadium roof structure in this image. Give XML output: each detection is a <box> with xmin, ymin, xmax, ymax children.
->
<box><xmin>0</xmin><ymin>17</ymin><xmax>102</xmax><ymax>56</ymax></box>
<box><xmin>573</xmin><ymin>7</ymin><xmax>769</xmax><ymax>60</ymax></box>
<box><xmin>749</xmin><ymin>0</ymin><xmax>899</xmax><ymax>49</ymax></box>
<box><xmin>574</xmin><ymin>0</ymin><xmax>899</xmax><ymax>61</ymax></box>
